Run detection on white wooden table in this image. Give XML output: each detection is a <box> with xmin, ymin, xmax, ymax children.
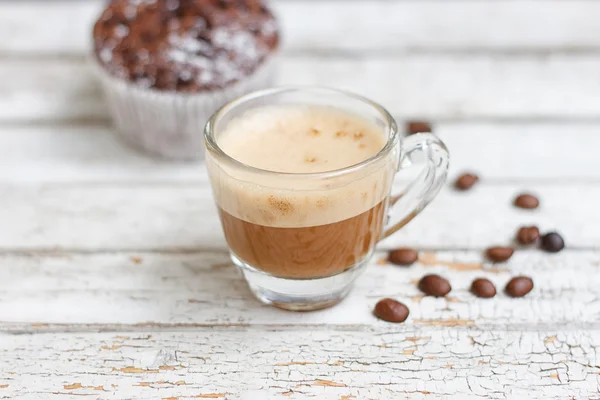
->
<box><xmin>1</xmin><ymin>1</ymin><xmax>600</xmax><ymax>398</ymax></box>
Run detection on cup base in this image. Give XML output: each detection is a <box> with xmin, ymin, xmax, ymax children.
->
<box><xmin>231</xmin><ymin>252</ymin><xmax>370</xmax><ymax>311</ymax></box>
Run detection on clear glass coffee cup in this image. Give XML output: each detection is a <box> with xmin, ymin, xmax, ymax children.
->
<box><xmin>205</xmin><ymin>87</ymin><xmax>449</xmax><ymax>311</ymax></box>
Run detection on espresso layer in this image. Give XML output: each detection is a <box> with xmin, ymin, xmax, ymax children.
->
<box><xmin>219</xmin><ymin>201</ymin><xmax>386</xmax><ymax>278</ymax></box>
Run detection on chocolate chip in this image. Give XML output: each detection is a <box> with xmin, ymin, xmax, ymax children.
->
<box><xmin>486</xmin><ymin>246</ymin><xmax>514</xmax><ymax>262</ymax></box>
<box><xmin>516</xmin><ymin>226</ymin><xmax>540</xmax><ymax>245</ymax></box>
<box><xmin>121</xmin><ymin>48</ymin><xmax>138</xmax><ymax>64</ymax></box>
<box><xmin>455</xmin><ymin>173</ymin><xmax>479</xmax><ymax>191</ymax></box>
<box><xmin>154</xmin><ymin>68</ymin><xmax>177</xmax><ymax>90</ymax></box>
<box><xmin>471</xmin><ymin>278</ymin><xmax>496</xmax><ymax>298</ymax></box>
<box><xmin>373</xmin><ymin>298</ymin><xmax>410</xmax><ymax>323</ymax></box>
<box><xmin>388</xmin><ymin>248</ymin><xmax>418</xmax><ymax>266</ymax></box>
<box><xmin>418</xmin><ymin>274</ymin><xmax>451</xmax><ymax>297</ymax></box>
<box><xmin>174</xmin><ymin>5</ymin><xmax>186</xmax><ymax>17</ymax></box>
<box><xmin>406</xmin><ymin>121</ymin><xmax>432</xmax><ymax>135</ymax></box>
<box><xmin>540</xmin><ymin>232</ymin><xmax>565</xmax><ymax>253</ymax></box>
<box><xmin>505</xmin><ymin>276</ymin><xmax>534</xmax><ymax>298</ymax></box>
<box><xmin>140</xmin><ymin>30</ymin><xmax>157</xmax><ymax>43</ymax></box>
<box><xmin>259</xmin><ymin>3</ymin><xmax>270</xmax><ymax>14</ymax></box>
<box><xmin>514</xmin><ymin>193</ymin><xmax>540</xmax><ymax>209</ymax></box>
<box><xmin>176</xmin><ymin>77</ymin><xmax>196</xmax><ymax>92</ymax></box>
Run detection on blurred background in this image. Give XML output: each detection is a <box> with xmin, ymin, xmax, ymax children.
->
<box><xmin>1</xmin><ymin>0</ymin><xmax>599</xmax><ymax>181</ymax></box>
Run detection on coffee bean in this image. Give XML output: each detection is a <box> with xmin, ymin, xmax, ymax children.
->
<box><xmin>455</xmin><ymin>173</ymin><xmax>479</xmax><ymax>191</ymax></box>
<box><xmin>540</xmin><ymin>232</ymin><xmax>565</xmax><ymax>253</ymax></box>
<box><xmin>471</xmin><ymin>278</ymin><xmax>496</xmax><ymax>298</ymax></box>
<box><xmin>388</xmin><ymin>248</ymin><xmax>418</xmax><ymax>266</ymax></box>
<box><xmin>374</xmin><ymin>298</ymin><xmax>410</xmax><ymax>323</ymax></box>
<box><xmin>514</xmin><ymin>193</ymin><xmax>540</xmax><ymax>209</ymax></box>
<box><xmin>406</xmin><ymin>120</ymin><xmax>432</xmax><ymax>135</ymax></box>
<box><xmin>486</xmin><ymin>246</ymin><xmax>514</xmax><ymax>262</ymax></box>
<box><xmin>418</xmin><ymin>274</ymin><xmax>451</xmax><ymax>297</ymax></box>
<box><xmin>516</xmin><ymin>226</ymin><xmax>540</xmax><ymax>245</ymax></box>
<box><xmin>505</xmin><ymin>276</ymin><xmax>534</xmax><ymax>297</ymax></box>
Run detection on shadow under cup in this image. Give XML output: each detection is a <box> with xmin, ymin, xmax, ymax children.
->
<box><xmin>204</xmin><ymin>87</ymin><xmax>402</xmax><ymax>311</ymax></box>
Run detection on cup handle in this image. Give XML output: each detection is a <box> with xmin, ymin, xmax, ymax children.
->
<box><xmin>381</xmin><ymin>133</ymin><xmax>450</xmax><ymax>240</ymax></box>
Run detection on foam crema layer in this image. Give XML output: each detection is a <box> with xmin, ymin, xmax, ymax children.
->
<box><xmin>206</xmin><ymin>105</ymin><xmax>398</xmax><ymax>228</ymax></box>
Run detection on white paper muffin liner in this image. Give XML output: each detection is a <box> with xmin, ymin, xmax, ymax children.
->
<box><xmin>91</xmin><ymin>56</ymin><xmax>277</xmax><ymax>160</ymax></box>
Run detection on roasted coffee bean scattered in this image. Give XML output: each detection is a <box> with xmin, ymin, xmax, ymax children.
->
<box><xmin>374</xmin><ymin>298</ymin><xmax>410</xmax><ymax>323</ymax></box>
<box><xmin>455</xmin><ymin>173</ymin><xmax>479</xmax><ymax>191</ymax></box>
<box><xmin>486</xmin><ymin>246</ymin><xmax>514</xmax><ymax>262</ymax></box>
<box><xmin>540</xmin><ymin>232</ymin><xmax>565</xmax><ymax>253</ymax></box>
<box><xmin>471</xmin><ymin>278</ymin><xmax>496</xmax><ymax>298</ymax></box>
<box><xmin>388</xmin><ymin>248</ymin><xmax>418</xmax><ymax>266</ymax></box>
<box><xmin>406</xmin><ymin>121</ymin><xmax>432</xmax><ymax>135</ymax></box>
<box><xmin>418</xmin><ymin>274</ymin><xmax>451</xmax><ymax>297</ymax></box>
<box><xmin>516</xmin><ymin>226</ymin><xmax>540</xmax><ymax>245</ymax></box>
<box><xmin>505</xmin><ymin>276</ymin><xmax>534</xmax><ymax>297</ymax></box>
<box><xmin>514</xmin><ymin>193</ymin><xmax>540</xmax><ymax>209</ymax></box>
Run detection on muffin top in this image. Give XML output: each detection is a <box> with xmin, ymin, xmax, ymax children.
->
<box><xmin>93</xmin><ymin>0</ymin><xmax>279</xmax><ymax>92</ymax></box>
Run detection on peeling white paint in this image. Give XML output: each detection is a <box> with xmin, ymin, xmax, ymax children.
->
<box><xmin>1</xmin><ymin>329</ymin><xmax>600</xmax><ymax>398</ymax></box>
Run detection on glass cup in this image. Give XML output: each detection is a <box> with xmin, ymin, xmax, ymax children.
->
<box><xmin>204</xmin><ymin>87</ymin><xmax>449</xmax><ymax>311</ymax></box>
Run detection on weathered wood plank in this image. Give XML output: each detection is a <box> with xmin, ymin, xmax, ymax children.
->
<box><xmin>1</xmin><ymin>329</ymin><xmax>599</xmax><ymax>399</ymax></box>
<box><xmin>1</xmin><ymin>122</ymin><xmax>598</xmax><ymax>184</ymax></box>
<box><xmin>0</xmin><ymin>61</ymin><xmax>103</xmax><ymax>121</ymax></box>
<box><xmin>2</xmin><ymin>1</ymin><xmax>600</xmax><ymax>55</ymax></box>
<box><xmin>0</xmin><ymin>250</ymin><xmax>598</xmax><ymax>327</ymax></box>
<box><xmin>0</xmin><ymin>125</ymin><xmax>207</xmax><ymax>184</ymax></box>
<box><xmin>2</xmin><ymin>56</ymin><xmax>600</xmax><ymax>122</ymax></box>
<box><xmin>0</xmin><ymin>183</ymin><xmax>594</xmax><ymax>250</ymax></box>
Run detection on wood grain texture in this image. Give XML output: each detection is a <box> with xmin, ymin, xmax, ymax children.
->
<box><xmin>3</xmin><ymin>56</ymin><xmax>600</xmax><ymax>122</ymax></box>
<box><xmin>0</xmin><ymin>183</ymin><xmax>594</xmax><ymax>251</ymax></box>
<box><xmin>1</xmin><ymin>329</ymin><xmax>599</xmax><ymax>399</ymax></box>
<box><xmin>2</xmin><ymin>1</ymin><xmax>600</xmax><ymax>398</ymax></box>
<box><xmin>2</xmin><ymin>1</ymin><xmax>600</xmax><ymax>55</ymax></box>
<box><xmin>1</xmin><ymin>122</ymin><xmax>598</xmax><ymax>184</ymax></box>
<box><xmin>0</xmin><ymin>250</ymin><xmax>598</xmax><ymax>328</ymax></box>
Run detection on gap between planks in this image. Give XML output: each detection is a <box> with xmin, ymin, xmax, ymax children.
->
<box><xmin>7</xmin><ymin>115</ymin><xmax>600</xmax><ymax>128</ymax></box>
<box><xmin>5</xmin><ymin>178</ymin><xmax>600</xmax><ymax>188</ymax></box>
<box><xmin>3</xmin><ymin>322</ymin><xmax>600</xmax><ymax>335</ymax></box>
<box><xmin>0</xmin><ymin>245</ymin><xmax>597</xmax><ymax>255</ymax></box>
<box><xmin>9</xmin><ymin>47</ymin><xmax>600</xmax><ymax>61</ymax></box>
<box><xmin>4</xmin><ymin>0</ymin><xmax>600</xmax><ymax>55</ymax></box>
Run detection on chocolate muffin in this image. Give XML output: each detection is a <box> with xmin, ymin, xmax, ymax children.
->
<box><xmin>91</xmin><ymin>0</ymin><xmax>279</xmax><ymax>159</ymax></box>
